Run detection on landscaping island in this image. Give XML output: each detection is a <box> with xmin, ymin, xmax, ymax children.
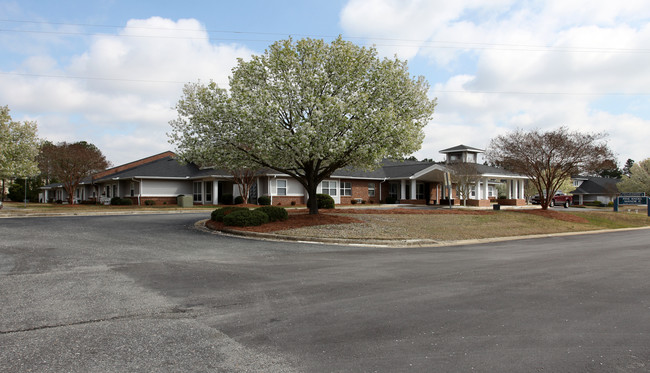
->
<box><xmin>205</xmin><ymin>206</ymin><xmax>650</xmax><ymax>244</ymax></box>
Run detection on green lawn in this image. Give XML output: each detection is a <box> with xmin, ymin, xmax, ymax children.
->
<box><xmin>276</xmin><ymin>210</ymin><xmax>650</xmax><ymax>242</ymax></box>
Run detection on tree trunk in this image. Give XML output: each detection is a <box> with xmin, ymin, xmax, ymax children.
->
<box><xmin>306</xmin><ymin>179</ymin><xmax>319</xmax><ymax>215</ymax></box>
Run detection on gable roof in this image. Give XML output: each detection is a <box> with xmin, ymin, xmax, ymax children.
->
<box><xmin>93</xmin><ymin>151</ymin><xmax>176</xmax><ymax>179</ymax></box>
<box><xmin>439</xmin><ymin>144</ymin><xmax>485</xmax><ymax>154</ymax></box>
<box><xmin>331</xmin><ymin>159</ymin><xmax>439</xmax><ymax>179</ymax></box>
<box><xmin>573</xmin><ymin>176</ymin><xmax>620</xmax><ymax>195</ymax></box>
<box><xmin>94</xmin><ymin>156</ymin><xmax>231</xmax><ymax>181</ymax></box>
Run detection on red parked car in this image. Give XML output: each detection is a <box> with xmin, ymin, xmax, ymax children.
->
<box><xmin>531</xmin><ymin>191</ymin><xmax>573</xmax><ymax>208</ymax></box>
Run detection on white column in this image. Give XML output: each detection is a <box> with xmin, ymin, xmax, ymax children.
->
<box><xmin>518</xmin><ymin>180</ymin><xmax>524</xmax><ymax>199</ymax></box>
<box><xmin>400</xmin><ymin>179</ymin><xmax>406</xmax><ymax>200</ymax></box>
<box><xmin>513</xmin><ymin>179</ymin><xmax>518</xmax><ymax>200</ymax></box>
<box><xmin>411</xmin><ymin>179</ymin><xmax>417</xmax><ymax>201</ymax></box>
<box><xmin>44</xmin><ymin>190</ymin><xmax>48</xmax><ymax>203</ymax></box>
<box><xmin>507</xmin><ymin>180</ymin><xmax>512</xmax><ymax>199</ymax></box>
<box><xmin>479</xmin><ymin>178</ymin><xmax>485</xmax><ymax>200</ymax></box>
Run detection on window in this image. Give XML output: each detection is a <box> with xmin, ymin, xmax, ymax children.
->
<box><xmin>112</xmin><ymin>185</ymin><xmax>117</xmax><ymax>198</ymax></box>
<box><xmin>368</xmin><ymin>183</ymin><xmax>376</xmax><ymax>197</ymax></box>
<box><xmin>416</xmin><ymin>183</ymin><xmax>425</xmax><ymax>200</ymax></box>
<box><xmin>130</xmin><ymin>182</ymin><xmax>135</xmax><ymax>197</ymax></box>
<box><xmin>276</xmin><ymin>179</ymin><xmax>287</xmax><ymax>196</ymax></box>
<box><xmin>340</xmin><ymin>182</ymin><xmax>352</xmax><ymax>196</ymax></box>
<box><xmin>321</xmin><ymin>180</ymin><xmax>337</xmax><ymax>196</ymax></box>
<box><xmin>466</xmin><ymin>153</ymin><xmax>476</xmax><ymax>163</ymax></box>
<box><xmin>193</xmin><ymin>181</ymin><xmax>202</xmax><ymax>202</ymax></box>
<box><xmin>204</xmin><ymin>181</ymin><xmax>213</xmax><ymax>203</ymax></box>
<box><xmin>106</xmin><ymin>186</ymin><xmax>111</xmax><ymax>198</ymax></box>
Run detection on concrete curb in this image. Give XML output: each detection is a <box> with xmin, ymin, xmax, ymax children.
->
<box><xmin>0</xmin><ymin>209</ymin><xmax>210</xmax><ymax>218</ymax></box>
<box><xmin>195</xmin><ymin>219</ymin><xmax>650</xmax><ymax>248</ymax></box>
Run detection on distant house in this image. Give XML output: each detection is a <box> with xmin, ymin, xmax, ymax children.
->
<box><xmin>40</xmin><ymin>145</ymin><xmax>529</xmax><ymax>207</ymax></box>
<box><xmin>571</xmin><ymin>176</ymin><xmax>620</xmax><ymax>205</ymax></box>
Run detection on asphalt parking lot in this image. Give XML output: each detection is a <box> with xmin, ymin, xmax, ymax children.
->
<box><xmin>1</xmin><ymin>213</ymin><xmax>649</xmax><ymax>372</ymax></box>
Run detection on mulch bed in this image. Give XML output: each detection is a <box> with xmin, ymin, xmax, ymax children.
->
<box><xmin>205</xmin><ymin>207</ymin><xmax>589</xmax><ymax>234</ymax></box>
<box><xmin>516</xmin><ymin>209</ymin><xmax>589</xmax><ymax>223</ymax></box>
<box><xmin>206</xmin><ymin>208</ymin><xmax>494</xmax><ymax>233</ymax></box>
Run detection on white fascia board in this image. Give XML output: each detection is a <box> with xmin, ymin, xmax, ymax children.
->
<box><xmin>330</xmin><ymin>175</ymin><xmax>385</xmax><ymax>180</ymax></box>
<box><xmin>410</xmin><ymin>164</ymin><xmax>449</xmax><ymax>179</ymax></box>
<box><xmin>480</xmin><ymin>173</ymin><xmax>529</xmax><ymax>179</ymax></box>
<box><xmin>126</xmin><ymin>176</ymin><xmax>193</xmax><ymax>180</ymax></box>
<box><xmin>266</xmin><ymin>173</ymin><xmax>291</xmax><ymax>177</ymax></box>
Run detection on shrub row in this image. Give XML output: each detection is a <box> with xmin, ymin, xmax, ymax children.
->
<box><xmin>110</xmin><ymin>197</ymin><xmax>133</xmax><ymax>205</ymax></box>
<box><xmin>306</xmin><ymin>194</ymin><xmax>335</xmax><ymax>209</ymax></box>
<box><xmin>211</xmin><ymin>206</ymin><xmax>249</xmax><ymax>222</ymax></box>
<box><xmin>211</xmin><ymin>205</ymin><xmax>289</xmax><ymax>227</ymax></box>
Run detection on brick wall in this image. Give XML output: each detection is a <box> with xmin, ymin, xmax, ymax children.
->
<box><xmin>271</xmin><ymin>196</ymin><xmax>305</xmax><ymax>206</ymax></box>
<box><xmin>340</xmin><ymin>179</ymin><xmax>381</xmax><ymax>204</ymax></box>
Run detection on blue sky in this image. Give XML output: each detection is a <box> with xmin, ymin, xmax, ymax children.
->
<box><xmin>1</xmin><ymin>0</ymin><xmax>649</xmax><ymax>167</ymax></box>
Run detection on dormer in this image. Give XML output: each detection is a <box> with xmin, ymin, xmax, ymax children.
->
<box><xmin>439</xmin><ymin>144</ymin><xmax>484</xmax><ymax>164</ymax></box>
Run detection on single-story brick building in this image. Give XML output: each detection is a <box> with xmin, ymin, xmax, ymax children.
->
<box><xmin>41</xmin><ymin>145</ymin><xmax>529</xmax><ymax>206</ymax></box>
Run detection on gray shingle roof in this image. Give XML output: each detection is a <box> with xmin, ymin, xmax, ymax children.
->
<box><xmin>90</xmin><ymin>155</ymin><xmax>527</xmax><ymax>182</ymax></box>
<box><xmin>332</xmin><ymin>159</ymin><xmax>437</xmax><ymax>179</ymax></box>
<box><xmin>573</xmin><ymin>176</ymin><xmax>620</xmax><ymax>195</ymax></box>
<box><xmin>439</xmin><ymin>144</ymin><xmax>485</xmax><ymax>153</ymax></box>
<box><xmin>94</xmin><ymin>156</ymin><xmax>230</xmax><ymax>181</ymax></box>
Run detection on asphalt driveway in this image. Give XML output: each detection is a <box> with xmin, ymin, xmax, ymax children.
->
<box><xmin>1</xmin><ymin>213</ymin><xmax>649</xmax><ymax>372</ymax></box>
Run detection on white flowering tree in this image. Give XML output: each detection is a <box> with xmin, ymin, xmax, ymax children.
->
<box><xmin>169</xmin><ymin>37</ymin><xmax>436</xmax><ymax>214</ymax></box>
<box><xmin>618</xmin><ymin>158</ymin><xmax>650</xmax><ymax>195</ymax></box>
<box><xmin>1</xmin><ymin>106</ymin><xmax>40</xmax><ymax>201</ymax></box>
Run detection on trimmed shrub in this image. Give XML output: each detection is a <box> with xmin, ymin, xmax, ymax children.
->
<box><xmin>607</xmin><ymin>201</ymin><xmax>614</xmax><ymax>207</ymax></box>
<box><xmin>211</xmin><ymin>206</ymin><xmax>249</xmax><ymax>222</ymax></box>
<box><xmin>256</xmin><ymin>206</ymin><xmax>288</xmax><ymax>222</ymax></box>
<box><xmin>257</xmin><ymin>196</ymin><xmax>271</xmax><ymax>205</ymax></box>
<box><xmin>234</xmin><ymin>195</ymin><xmax>244</xmax><ymax>205</ymax></box>
<box><xmin>221</xmin><ymin>194</ymin><xmax>234</xmax><ymax>205</ymax></box>
<box><xmin>223</xmin><ymin>209</ymin><xmax>269</xmax><ymax>227</ymax></box>
<box><xmin>111</xmin><ymin>197</ymin><xmax>133</xmax><ymax>205</ymax></box>
<box><xmin>307</xmin><ymin>193</ymin><xmax>335</xmax><ymax>209</ymax></box>
<box><xmin>144</xmin><ymin>200</ymin><xmax>155</xmax><ymax>206</ymax></box>
<box><xmin>385</xmin><ymin>196</ymin><xmax>397</xmax><ymax>204</ymax></box>
<box><xmin>351</xmin><ymin>199</ymin><xmax>358</xmax><ymax>205</ymax></box>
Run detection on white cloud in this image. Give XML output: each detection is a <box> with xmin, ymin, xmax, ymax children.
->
<box><xmin>1</xmin><ymin>17</ymin><xmax>254</xmax><ymax>165</ymax></box>
<box><xmin>342</xmin><ymin>0</ymin><xmax>650</xmax><ymax>165</ymax></box>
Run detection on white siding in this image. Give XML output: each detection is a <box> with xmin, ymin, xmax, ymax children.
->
<box><xmin>271</xmin><ymin>178</ymin><xmax>304</xmax><ymax>196</ymax></box>
<box><xmin>143</xmin><ymin>180</ymin><xmax>192</xmax><ymax>196</ymax></box>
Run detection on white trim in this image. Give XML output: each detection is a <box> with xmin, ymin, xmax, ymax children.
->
<box><xmin>331</xmin><ymin>175</ymin><xmax>385</xmax><ymax>181</ymax></box>
<box><xmin>410</xmin><ymin>164</ymin><xmax>448</xmax><ymax>179</ymax></box>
